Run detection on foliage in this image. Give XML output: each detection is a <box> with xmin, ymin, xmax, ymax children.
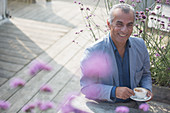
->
<box><xmin>75</xmin><ymin>0</ymin><xmax>170</xmax><ymax>87</ymax></box>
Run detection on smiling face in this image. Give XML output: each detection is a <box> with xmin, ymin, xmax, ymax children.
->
<box><xmin>108</xmin><ymin>8</ymin><xmax>134</xmax><ymax>47</ymax></box>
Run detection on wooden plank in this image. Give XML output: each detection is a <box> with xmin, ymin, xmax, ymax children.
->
<box><xmin>0</xmin><ymin>41</ymin><xmax>44</xmax><ymax>55</ymax></box>
<box><xmin>0</xmin><ymin>60</ymin><xmax>23</xmax><ymax>72</ymax></box>
<box><xmin>0</xmin><ymin>54</ymin><xmax>30</xmax><ymax>65</ymax></box>
<box><xmin>0</xmin><ymin>29</ymin><xmax>61</xmax><ymax>42</ymax></box>
<box><xmin>0</xmin><ymin>48</ymin><xmax>36</xmax><ymax>60</ymax></box>
<box><xmin>0</xmin><ymin>34</ymin><xmax>53</xmax><ymax>45</ymax></box>
<box><xmin>0</xmin><ymin>35</ymin><xmax>50</xmax><ymax>50</ymax></box>
<box><xmin>0</xmin><ymin>24</ymin><xmax>65</xmax><ymax>39</ymax></box>
<box><xmin>0</xmin><ymin>68</ymin><xmax>15</xmax><ymax>79</ymax></box>
<box><xmin>0</xmin><ymin>77</ymin><xmax>7</xmax><ymax>86</ymax></box>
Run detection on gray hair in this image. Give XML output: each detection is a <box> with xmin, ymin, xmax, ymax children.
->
<box><xmin>108</xmin><ymin>4</ymin><xmax>135</xmax><ymax>24</ymax></box>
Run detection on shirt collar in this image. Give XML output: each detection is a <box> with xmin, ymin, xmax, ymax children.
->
<box><xmin>109</xmin><ymin>33</ymin><xmax>130</xmax><ymax>52</ymax></box>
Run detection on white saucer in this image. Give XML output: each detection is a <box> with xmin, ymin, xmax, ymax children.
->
<box><xmin>130</xmin><ymin>95</ymin><xmax>151</xmax><ymax>101</ymax></box>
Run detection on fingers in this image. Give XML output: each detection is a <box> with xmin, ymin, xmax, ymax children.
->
<box><xmin>146</xmin><ymin>90</ymin><xmax>153</xmax><ymax>102</ymax></box>
<box><xmin>127</xmin><ymin>88</ymin><xmax>135</xmax><ymax>96</ymax></box>
<box><xmin>116</xmin><ymin>87</ymin><xmax>134</xmax><ymax>100</ymax></box>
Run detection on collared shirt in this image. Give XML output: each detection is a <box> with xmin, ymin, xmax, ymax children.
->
<box><xmin>109</xmin><ymin>34</ymin><xmax>131</xmax><ymax>103</ymax></box>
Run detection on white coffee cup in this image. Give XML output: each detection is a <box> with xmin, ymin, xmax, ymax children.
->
<box><xmin>134</xmin><ymin>87</ymin><xmax>147</xmax><ymax>98</ymax></box>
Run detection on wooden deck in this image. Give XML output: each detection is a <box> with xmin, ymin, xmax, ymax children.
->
<box><xmin>0</xmin><ymin>0</ymin><xmax>93</xmax><ymax>112</ymax></box>
<box><xmin>0</xmin><ymin>0</ymin><xmax>170</xmax><ymax>113</ymax></box>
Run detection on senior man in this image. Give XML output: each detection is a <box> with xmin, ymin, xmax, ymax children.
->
<box><xmin>80</xmin><ymin>3</ymin><xmax>153</xmax><ymax>107</ymax></box>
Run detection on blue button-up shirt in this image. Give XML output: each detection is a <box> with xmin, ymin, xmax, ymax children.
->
<box><xmin>109</xmin><ymin>34</ymin><xmax>131</xmax><ymax>103</ymax></box>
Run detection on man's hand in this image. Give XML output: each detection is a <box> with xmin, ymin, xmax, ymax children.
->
<box><xmin>146</xmin><ymin>90</ymin><xmax>153</xmax><ymax>102</ymax></box>
<box><xmin>115</xmin><ymin>87</ymin><xmax>135</xmax><ymax>100</ymax></box>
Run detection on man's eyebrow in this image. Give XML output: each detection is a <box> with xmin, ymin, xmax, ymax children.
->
<box><xmin>127</xmin><ymin>22</ymin><xmax>134</xmax><ymax>25</ymax></box>
<box><xmin>116</xmin><ymin>21</ymin><xmax>123</xmax><ymax>24</ymax></box>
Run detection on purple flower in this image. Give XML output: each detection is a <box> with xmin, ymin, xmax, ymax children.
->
<box><xmin>86</xmin><ymin>7</ymin><xmax>90</xmax><ymax>11</ymax></box>
<box><xmin>38</xmin><ymin>101</ymin><xmax>55</xmax><ymax>111</ymax></box>
<box><xmin>80</xmin><ymin>30</ymin><xmax>83</xmax><ymax>32</ymax></box>
<box><xmin>168</xmin><ymin>17</ymin><xmax>170</xmax><ymax>22</ymax></box>
<box><xmin>135</xmin><ymin>24</ymin><xmax>139</xmax><ymax>27</ymax></box>
<box><xmin>139</xmin><ymin>30</ymin><xmax>143</xmax><ymax>33</ymax></box>
<box><xmin>156</xmin><ymin>5</ymin><xmax>161</xmax><ymax>9</ymax></box>
<box><xmin>142</xmin><ymin>15</ymin><xmax>147</xmax><ymax>19</ymax></box>
<box><xmin>75</xmin><ymin>32</ymin><xmax>79</xmax><ymax>34</ymax></box>
<box><xmin>155</xmin><ymin>53</ymin><xmax>160</xmax><ymax>57</ymax></box>
<box><xmin>139</xmin><ymin>103</ymin><xmax>149</xmax><ymax>112</ymax></box>
<box><xmin>150</xmin><ymin>12</ymin><xmax>156</xmax><ymax>15</ymax></box>
<box><xmin>132</xmin><ymin>4</ymin><xmax>135</xmax><ymax>7</ymax></box>
<box><xmin>157</xmin><ymin>19</ymin><xmax>160</xmax><ymax>22</ymax></box>
<box><xmin>119</xmin><ymin>0</ymin><xmax>125</xmax><ymax>3</ymax></box>
<box><xmin>80</xmin><ymin>8</ymin><xmax>84</xmax><ymax>10</ymax></box>
<box><xmin>22</xmin><ymin>103</ymin><xmax>36</xmax><ymax>112</ymax></box>
<box><xmin>115</xmin><ymin>106</ymin><xmax>129</xmax><ymax>113</ymax></box>
<box><xmin>40</xmin><ymin>84</ymin><xmax>53</xmax><ymax>92</ymax></box>
<box><xmin>161</xmin><ymin>46</ymin><xmax>164</xmax><ymax>49</ymax></box>
<box><xmin>140</xmin><ymin>11</ymin><xmax>144</xmax><ymax>15</ymax></box>
<box><xmin>156</xmin><ymin>0</ymin><xmax>161</xmax><ymax>3</ymax></box>
<box><xmin>29</xmin><ymin>60</ymin><xmax>52</xmax><ymax>76</ymax></box>
<box><xmin>133</xmin><ymin>34</ymin><xmax>138</xmax><ymax>37</ymax></box>
<box><xmin>131</xmin><ymin>0</ymin><xmax>135</xmax><ymax>2</ymax></box>
<box><xmin>0</xmin><ymin>100</ymin><xmax>10</xmax><ymax>110</ymax></box>
<box><xmin>74</xmin><ymin>1</ymin><xmax>76</xmax><ymax>3</ymax></box>
<box><xmin>10</xmin><ymin>78</ymin><xmax>25</xmax><ymax>88</ymax></box>
<box><xmin>136</xmin><ymin>0</ymin><xmax>141</xmax><ymax>3</ymax></box>
<box><xmin>145</xmin><ymin>8</ymin><xmax>149</xmax><ymax>12</ymax></box>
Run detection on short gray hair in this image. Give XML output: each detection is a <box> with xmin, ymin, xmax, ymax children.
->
<box><xmin>108</xmin><ymin>4</ymin><xmax>135</xmax><ymax>24</ymax></box>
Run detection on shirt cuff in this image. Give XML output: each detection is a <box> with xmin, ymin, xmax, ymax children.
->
<box><xmin>110</xmin><ymin>86</ymin><xmax>117</xmax><ymax>100</ymax></box>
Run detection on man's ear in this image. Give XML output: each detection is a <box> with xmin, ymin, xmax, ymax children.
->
<box><xmin>107</xmin><ymin>19</ymin><xmax>111</xmax><ymax>30</ymax></box>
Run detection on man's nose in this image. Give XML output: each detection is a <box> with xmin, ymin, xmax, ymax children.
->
<box><xmin>121</xmin><ymin>26</ymin><xmax>128</xmax><ymax>33</ymax></box>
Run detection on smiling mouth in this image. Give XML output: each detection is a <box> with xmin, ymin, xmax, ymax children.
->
<box><xmin>119</xmin><ymin>34</ymin><xmax>127</xmax><ymax>37</ymax></box>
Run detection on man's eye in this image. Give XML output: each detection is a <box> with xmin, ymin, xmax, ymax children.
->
<box><xmin>116</xmin><ymin>24</ymin><xmax>123</xmax><ymax>27</ymax></box>
<box><xmin>127</xmin><ymin>24</ymin><xmax>133</xmax><ymax>27</ymax></box>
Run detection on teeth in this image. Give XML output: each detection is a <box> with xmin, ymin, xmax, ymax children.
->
<box><xmin>120</xmin><ymin>34</ymin><xmax>126</xmax><ymax>37</ymax></box>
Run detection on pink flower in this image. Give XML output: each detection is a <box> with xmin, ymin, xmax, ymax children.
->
<box><xmin>0</xmin><ymin>100</ymin><xmax>10</xmax><ymax>110</ymax></box>
<box><xmin>139</xmin><ymin>103</ymin><xmax>149</xmax><ymax>112</ymax></box>
<box><xmin>38</xmin><ymin>101</ymin><xmax>55</xmax><ymax>111</ymax></box>
<box><xmin>58</xmin><ymin>92</ymin><xmax>88</xmax><ymax>113</ymax></box>
<box><xmin>22</xmin><ymin>103</ymin><xmax>36</xmax><ymax>112</ymax></box>
<box><xmin>40</xmin><ymin>84</ymin><xmax>53</xmax><ymax>92</ymax></box>
<box><xmin>119</xmin><ymin>0</ymin><xmax>125</xmax><ymax>3</ymax></box>
<box><xmin>115</xmin><ymin>106</ymin><xmax>129</xmax><ymax>113</ymax></box>
<box><xmin>133</xmin><ymin>34</ymin><xmax>138</xmax><ymax>37</ymax></box>
<box><xmin>82</xmin><ymin>52</ymin><xmax>111</xmax><ymax>78</ymax></box>
<box><xmin>155</xmin><ymin>53</ymin><xmax>160</xmax><ymax>57</ymax></box>
<box><xmin>9</xmin><ymin>78</ymin><xmax>25</xmax><ymax>88</ymax></box>
<box><xmin>29</xmin><ymin>60</ymin><xmax>52</xmax><ymax>75</ymax></box>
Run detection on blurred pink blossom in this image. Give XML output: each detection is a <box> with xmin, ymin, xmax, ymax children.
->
<box><xmin>81</xmin><ymin>85</ymin><xmax>101</xmax><ymax>99</ymax></box>
<box><xmin>82</xmin><ymin>52</ymin><xmax>111</xmax><ymax>77</ymax></box>
<box><xmin>29</xmin><ymin>60</ymin><xmax>52</xmax><ymax>75</ymax></box>
<box><xmin>59</xmin><ymin>92</ymin><xmax>88</xmax><ymax>113</ymax></box>
<box><xmin>0</xmin><ymin>100</ymin><xmax>10</xmax><ymax>110</ymax></box>
<box><xmin>40</xmin><ymin>84</ymin><xmax>53</xmax><ymax>93</ymax></box>
<box><xmin>155</xmin><ymin>53</ymin><xmax>160</xmax><ymax>57</ymax></box>
<box><xmin>115</xmin><ymin>106</ymin><xmax>129</xmax><ymax>113</ymax></box>
<box><xmin>139</xmin><ymin>103</ymin><xmax>149</xmax><ymax>112</ymax></box>
<box><xmin>10</xmin><ymin>78</ymin><xmax>25</xmax><ymax>88</ymax></box>
<box><xmin>38</xmin><ymin>101</ymin><xmax>55</xmax><ymax>111</ymax></box>
<box><xmin>22</xmin><ymin>103</ymin><xmax>36</xmax><ymax>113</ymax></box>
